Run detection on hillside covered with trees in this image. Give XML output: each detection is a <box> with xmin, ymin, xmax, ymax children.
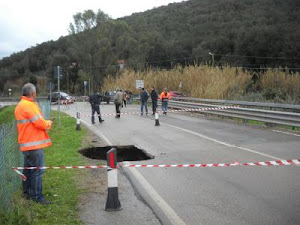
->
<box><xmin>0</xmin><ymin>0</ymin><xmax>299</xmax><ymax>96</ymax></box>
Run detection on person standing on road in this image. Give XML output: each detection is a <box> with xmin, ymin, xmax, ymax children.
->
<box><xmin>122</xmin><ymin>90</ymin><xmax>127</xmax><ymax>108</ymax></box>
<box><xmin>89</xmin><ymin>91</ymin><xmax>104</xmax><ymax>124</ymax></box>
<box><xmin>159</xmin><ymin>88</ymin><xmax>171</xmax><ymax>115</ymax></box>
<box><xmin>14</xmin><ymin>83</ymin><xmax>53</xmax><ymax>205</ymax></box>
<box><xmin>150</xmin><ymin>86</ymin><xmax>158</xmax><ymax>115</ymax></box>
<box><xmin>114</xmin><ymin>89</ymin><xmax>123</xmax><ymax>118</ymax></box>
<box><xmin>128</xmin><ymin>91</ymin><xmax>133</xmax><ymax>104</ymax></box>
<box><xmin>140</xmin><ymin>88</ymin><xmax>149</xmax><ymax>116</ymax></box>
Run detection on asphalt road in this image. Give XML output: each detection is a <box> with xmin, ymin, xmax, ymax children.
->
<box><xmin>61</xmin><ymin>102</ymin><xmax>300</xmax><ymax>225</ymax></box>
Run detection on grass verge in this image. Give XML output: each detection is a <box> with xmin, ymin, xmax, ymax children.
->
<box><xmin>0</xmin><ymin>106</ymin><xmax>15</xmax><ymax>125</ymax></box>
<box><xmin>0</xmin><ymin>111</ymin><xmax>89</xmax><ymax>225</ymax></box>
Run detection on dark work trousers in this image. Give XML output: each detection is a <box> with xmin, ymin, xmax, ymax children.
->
<box><xmin>91</xmin><ymin>104</ymin><xmax>102</xmax><ymax>123</ymax></box>
<box><xmin>152</xmin><ymin>100</ymin><xmax>157</xmax><ymax>114</ymax></box>
<box><xmin>23</xmin><ymin>149</ymin><xmax>45</xmax><ymax>202</ymax></box>
<box><xmin>162</xmin><ymin>100</ymin><xmax>169</xmax><ymax>113</ymax></box>
<box><xmin>115</xmin><ymin>103</ymin><xmax>121</xmax><ymax>117</ymax></box>
<box><xmin>140</xmin><ymin>101</ymin><xmax>148</xmax><ymax>115</ymax></box>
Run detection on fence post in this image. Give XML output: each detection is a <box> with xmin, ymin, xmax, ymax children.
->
<box><xmin>0</xmin><ymin>128</ymin><xmax>8</xmax><ymax>208</ymax></box>
<box><xmin>105</xmin><ymin>148</ymin><xmax>121</xmax><ymax>211</ymax></box>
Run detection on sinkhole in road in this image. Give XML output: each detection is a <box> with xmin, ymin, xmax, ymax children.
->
<box><xmin>79</xmin><ymin>145</ymin><xmax>154</xmax><ymax>162</ymax></box>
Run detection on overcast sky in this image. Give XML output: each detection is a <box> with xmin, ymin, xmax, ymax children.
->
<box><xmin>0</xmin><ymin>0</ymin><xmax>186</xmax><ymax>59</ymax></box>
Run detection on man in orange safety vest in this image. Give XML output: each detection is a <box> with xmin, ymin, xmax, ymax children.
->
<box><xmin>14</xmin><ymin>83</ymin><xmax>53</xmax><ymax>204</ymax></box>
<box><xmin>159</xmin><ymin>88</ymin><xmax>171</xmax><ymax>115</ymax></box>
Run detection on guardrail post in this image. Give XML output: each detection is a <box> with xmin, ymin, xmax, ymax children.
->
<box><xmin>105</xmin><ymin>148</ymin><xmax>121</xmax><ymax>211</ymax></box>
<box><xmin>76</xmin><ymin>112</ymin><xmax>81</xmax><ymax>131</ymax></box>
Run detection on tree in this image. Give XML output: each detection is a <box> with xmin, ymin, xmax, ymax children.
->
<box><xmin>68</xmin><ymin>9</ymin><xmax>110</xmax><ymax>34</ymax></box>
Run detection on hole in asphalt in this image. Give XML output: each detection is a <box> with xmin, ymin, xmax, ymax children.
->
<box><xmin>79</xmin><ymin>145</ymin><xmax>154</xmax><ymax>162</ymax></box>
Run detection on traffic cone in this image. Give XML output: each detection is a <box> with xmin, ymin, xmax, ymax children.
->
<box><xmin>155</xmin><ymin>112</ymin><xmax>160</xmax><ymax>126</ymax></box>
<box><xmin>76</xmin><ymin>112</ymin><xmax>81</xmax><ymax>131</ymax></box>
<box><xmin>105</xmin><ymin>148</ymin><xmax>122</xmax><ymax>211</ymax></box>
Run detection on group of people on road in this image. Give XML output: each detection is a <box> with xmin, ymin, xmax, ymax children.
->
<box><xmin>88</xmin><ymin>89</ymin><xmax>132</xmax><ymax>122</ymax></box>
<box><xmin>88</xmin><ymin>87</ymin><xmax>171</xmax><ymax>121</ymax></box>
<box><xmin>140</xmin><ymin>87</ymin><xmax>171</xmax><ymax>116</ymax></box>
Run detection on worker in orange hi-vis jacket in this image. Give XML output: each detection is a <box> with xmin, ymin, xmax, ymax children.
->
<box><xmin>14</xmin><ymin>83</ymin><xmax>53</xmax><ymax>205</ymax></box>
<box><xmin>158</xmin><ymin>87</ymin><xmax>171</xmax><ymax>115</ymax></box>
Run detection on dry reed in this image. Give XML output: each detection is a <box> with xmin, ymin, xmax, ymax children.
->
<box><xmin>101</xmin><ymin>65</ymin><xmax>300</xmax><ymax>101</ymax></box>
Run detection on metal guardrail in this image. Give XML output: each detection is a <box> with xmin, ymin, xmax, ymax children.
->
<box><xmin>172</xmin><ymin>97</ymin><xmax>300</xmax><ymax>111</ymax></box>
<box><xmin>168</xmin><ymin>97</ymin><xmax>300</xmax><ymax>128</ymax></box>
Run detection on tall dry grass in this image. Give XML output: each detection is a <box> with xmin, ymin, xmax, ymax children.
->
<box><xmin>101</xmin><ymin>65</ymin><xmax>300</xmax><ymax>101</ymax></box>
<box><xmin>260</xmin><ymin>70</ymin><xmax>300</xmax><ymax>101</ymax></box>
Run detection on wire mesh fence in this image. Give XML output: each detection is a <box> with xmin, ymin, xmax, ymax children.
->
<box><xmin>38</xmin><ymin>100</ymin><xmax>51</xmax><ymax>119</ymax></box>
<box><xmin>0</xmin><ymin>122</ymin><xmax>23</xmax><ymax>210</ymax></box>
<box><xmin>0</xmin><ymin>100</ymin><xmax>50</xmax><ymax>211</ymax></box>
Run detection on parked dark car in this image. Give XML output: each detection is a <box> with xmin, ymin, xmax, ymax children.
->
<box><xmin>48</xmin><ymin>92</ymin><xmax>75</xmax><ymax>103</ymax></box>
<box><xmin>169</xmin><ymin>91</ymin><xmax>186</xmax><ymax>97</ymax></box>
<box><xmin>102</xmin><ymin>91</ymin><xmax>116</xmax><ymax>104</ymax></box>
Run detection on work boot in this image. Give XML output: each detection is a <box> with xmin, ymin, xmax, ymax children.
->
<box><xmin>36</xmin><ymin>199</ymin><xmax>52</xmax><ymax>205</ymax></box>
<box><xmin>99</xmin><ymin>119</ymin><xmax>104</xmax><ymax>123</ymax></box>
<box><xmin>22</xmin><ymin>194</ymin><xmax>30</xmax><ymax>200</ymax></box>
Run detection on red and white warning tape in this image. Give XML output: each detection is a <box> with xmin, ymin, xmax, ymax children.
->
<box><xmin>60</xmin><ymin>106</ymin><xmax>238</xmax><ymax>118</ymax></box>
<box><xmin>12</xmin><ymin>158</ymin><xmax>300</xmax><ymax>180</ymax></box>
<box><xmin>12</xmin><ymin>159</ymin><xmax>300</xmax><ymax>170</ymax></box>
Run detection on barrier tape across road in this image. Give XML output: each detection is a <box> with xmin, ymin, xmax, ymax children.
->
<box><xmin>12</xmin><ymin>158</ymin><xmax>300</xmax><ymax>180</ymax></box>
<box><xmin>58</xmin><ymin>106</ymin><xmax>238</xmax><ymax>118</ymax></box>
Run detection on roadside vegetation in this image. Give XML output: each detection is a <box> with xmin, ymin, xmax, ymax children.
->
<box><xmin>102</xmin><ymin>65</ymin><xmax>300</xmax><ymax>104</ymax></box>
<box><xmin>0</xmin><ymin>111</ymin><xmax>89</xmax><ymax>225</ymax></box>
<box><xmin>0</xmin><ymin>106</ymin><xmax>15</xmax><ymax>125</ymax></box>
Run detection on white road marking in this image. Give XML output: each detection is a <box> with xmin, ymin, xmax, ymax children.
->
<box><xmin>272</xmin><ymin>129</ymin><xmax>300</xmax><ymax>137</ymax></box>
<box><xmin>123</xmin><ymin>161</ymin><xmax>187</xmax><ymax>225</ymax></box>
<box><xmin>80</xmin><ymin>119</ymin><xmax>92</xmax><ymax>127</ymax></box>
<box><xmin>163</xmin><ymin>122</ymin><xmax>284</xmax><ymax>161</ymax></box>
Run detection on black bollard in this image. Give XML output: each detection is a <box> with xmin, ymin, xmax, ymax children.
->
<box><xmin>105</xmin><ymin>148</ymin><xmax>122</xmax><ymax>211</ymax></box>
<box><xmin>155</xmin><ymin>112</ymin><xmax>160</xmax><ymax>126</ymax></box>
<box><xmin>76</xmin><ymin>112</ymin><xmax>81</xmax><ymax>131</ymax></box>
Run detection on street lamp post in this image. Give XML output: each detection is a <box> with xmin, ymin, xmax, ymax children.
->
<box><xmin>209</xmin><ymin>52</ymin><xmax>215</xmax><ymax>66</ymax></box>
<box><xmin>57</xmin><ymin>66</ymin><xmax>61</xmax><ymax>125</ymax></box>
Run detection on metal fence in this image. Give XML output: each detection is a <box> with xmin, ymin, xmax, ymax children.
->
<box><xmin>169</xmin><ymin>97</ymin><xmax>300</xmax><ymax>128</ymax></box>
<box><xmin>0</xmin><ymin>122</ymin><xmax>22</xmax><ymax>210</ymax></box>
<box><xmin>0</xmin><ymin>100</ymin><xmax>50</xmax><ymax>210</ymax></box>
<box><xmin>38</xmin><ymin>100</ymin><xmax>51</xmax><ymax>119</ymax></box>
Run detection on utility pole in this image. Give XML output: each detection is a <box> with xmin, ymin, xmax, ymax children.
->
<box><xmin>57</xmin><ymin>66</ymin><xmax>61</xmax><ymax>125</ymax></box>
<box><xmin>49</xmin><ymin>82</ymin><xmax>52</xmax><ymax>111</ymax></box>
<box><xmin>67</xmin><ymin>71</ymin><xmax>69</xmax><ymax>93</ymax></box>
<box><xmin>89</xmin><ymin>77</ymin><xmax>91</xmax><ymax>96</ymax></box>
